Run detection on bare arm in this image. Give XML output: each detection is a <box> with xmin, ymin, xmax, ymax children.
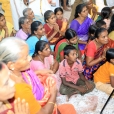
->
<box><xmin>51</xmin><ymin>59</ymin><xmax>59</xmax><ymax>73</ymax></box>
<box><xmin>86</xmin><ymin>56</ymin><xmax>104</xmax><ymax>67</ymax></box>
<box><xmin>47</xmin><ymin>31</ymin><xmax>58</xmax><ymax>41</ymax></box>
<box><xmin>78</xmin><ymin>40</ymin><xmax>87</xmax><ymax>45</ymax></box>
<box><xmin>110</xmin><ymin>76</ymin><xmax>114</xmax><ymax>88</ymax></box>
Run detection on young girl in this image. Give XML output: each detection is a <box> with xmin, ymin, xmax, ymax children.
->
<box><xmin>59</xmin><ymin>45</ymin><xmax>95</xmax><ymax>101</ymax></box>
<box><xmin>54</xmin><ymin>28</ymin><xmax>80</xmax><ymax>62</ymax></box>
<box><xmin>88</xmin><ymin>24</ymin><xmax>97</xmax><ymax>42</ymax></box>
<box><xmin>30</xmin><ymin>40</ymin><xmax>59</xmax><ymax>74</ymax></box>
<box><xmin>44</xmin><ymin>10</ymin><xmax>64</xmax><ymax>51</ymax></box>
<box><xmin>54</xmin><ymin>7</ymin><xmax>68</xmax><ymax>34</ymax></box>
<box><xmin>94</xmin><ymin>48</ymin><xmax>114</xmax><ymax>96</ymax></box>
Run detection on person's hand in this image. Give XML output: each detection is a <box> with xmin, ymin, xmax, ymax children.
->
<box><xmin>85</xmin><ymin>81</ymin><xmax>94</xmax><ymax>91</ymax></box>
<box><xmin>0</xmin><ymin>86</ymin><xmax>15</xmax><ymax>101</ymax></box>
<box><xmin>77</xmin><ymin>86</ymin><xmax>87</xmax><ymax>94</ymax></box>
<box><xmin>49</xmin><ymin>83</ymin><xmax>57</xmax><ymax>95</ymax></box>
<box><xmin>7</xmin><ymin>98</ymin><xmax>29</xmax><ymax>114</ymax></box>
<box><xmin>53</xmin><ymin>23</ymin><xmax>59</xmax><ymax>32</ymax></box>
<box><xmin>101</xmin><ymin>47</ymin><xmax>109</xmax><ymax>59</ymax></box>
<box><xmin>3</xmin><ymin>26</ymin><xmax>8</xmax><ymax>32</ymax></box>
<box><xmin>23</xmin><ymin>0</ymin><xmax>29</xmax><ymax>6</ymax></box>
<box><xmin>35</xmin><ymin>69</ymin><xmax>54</xmax><ymax>76</ymax></box>
<box><xmin>92</xmin><ymin>7</ymin><xmax>97</xmax><ymax>14</ymax></box>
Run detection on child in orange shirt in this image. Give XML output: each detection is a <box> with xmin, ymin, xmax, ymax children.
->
<box><xmin>94</xmin><ymin>48</ymin><xmax>114</xmax><ymax>96</ymax></box>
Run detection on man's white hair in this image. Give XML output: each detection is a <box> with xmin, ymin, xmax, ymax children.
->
<box><xmin>0</xmin><ymin>37</ymin><xmax>27</xmax><ymax>64</ymax></box>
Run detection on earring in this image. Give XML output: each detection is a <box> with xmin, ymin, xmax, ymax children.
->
<box><xmin>12</xmin><ymin>68</ymin><xmax>14</xmax><ymax>70</ymax></box>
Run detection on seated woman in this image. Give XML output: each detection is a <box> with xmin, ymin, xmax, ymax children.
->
<box><xmin>55</xmin><ymin>29</ymin><xmax>79</xmax><ymax>62</ymax></box>
<box><xmin>30</xmin><ymin>40</ymin><xmax>59</xmax><ymax>74</ymax></box>
<box><xmin>108</xmin><ymin>14</ymin><xmax>114</xmax><ymax>41</ymax></box>
<box><xmin>26</xmin><ymin>21</ymin><xmax>48</xmax><ymax>56</ymax></box>
<box><xmin>83</xmin><ymin>28</ymin><xmax>109</xmax><ymax>80</ymax></box>
<box><xmin>44</xmin><ymin>10</ymin><xmax>65</xmax><ymax>51</ymax></box>
<box><xmin>94</xmin><ymin>48</ymin><xmax>114</xmax><ymax>96</ymax></box>
<box><xmin>15</xmin><ymin>17</ymin><xmax>30</xmax><ymax>40</ymax></box>
<box><xmin>54</xmin><ymin>7</ymin><xmax>68</xmax><ymax>33</ymax></box>
<box><xmin>70</xmin><ymin>3</ymin><xmax>93</xmax><ymax>54</ymax></box>
<box><xmin>0</xmin><ymin>13</ymin><xmax>14</xmax><ymax>40</ymax></box>
<box><xmin>0</xmin><ymin>37</ymin><xmax>77</xmax><ymax>114</ymax></box>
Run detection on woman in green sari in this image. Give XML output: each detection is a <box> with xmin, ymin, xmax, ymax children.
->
<box><xmin>54</xmin><ymin>28</ymin><xmax>80</xmax><ymax>62</ymax></box>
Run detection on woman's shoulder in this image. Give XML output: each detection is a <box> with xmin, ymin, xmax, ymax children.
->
<box><xmin>87</xmin><ymin>40</ymin><xmax>96</xmax><ymax>47</ymax></box>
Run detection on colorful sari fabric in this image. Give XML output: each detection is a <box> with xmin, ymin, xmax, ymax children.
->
<box><xmin>54</xmin><ymin>39</ymin><xmax>78</xmax><ymax>62</ymax></box>
<box><xmin>70</xmin><ymin>17</ymin><xmax>93</xmax><ymax>51</ymax></box>
<box><xmin>22</xmin><ymin>69</ymin><xmax>56</xmax><ymax>107</ymax></box>
<box><xmin>44</xmin><ymin>19</ymin><xmax>63</xmax><ymax>45</ymax></box>
<box><xmin>83</xmin><ymin>41</ymin><xmax>105</xmax><ymax>80</ymax></box>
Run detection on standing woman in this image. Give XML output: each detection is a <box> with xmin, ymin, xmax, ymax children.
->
<box><xmin>70</xmin><ymin>3</ymin><xmax>93</xmax><ymax>54</ymax></box>
<box><xmin>44</xmin><ymin>10</ymin><xmax>64</xmax><ymax>51</ymax></box>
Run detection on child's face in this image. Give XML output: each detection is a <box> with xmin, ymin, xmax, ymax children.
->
<box><xmin>41</xmin><ymin>44</ymin><xmax>51</xmax><ymax>57</ymax></box>
<box><xmin>0</xmin><ymin>16</ymin><xmax>6</xmax><ymax>27</ymax></box>
<box><xmin>69</xmin><ymin>36</ymin><xmax>78</xmax><ymax>45</ymax></box>
<box><xmin>56</xmin><ymin>11</ymin><xmax>63</xmax><ymax>20</ymax></box>
<box><xmin>47</xmin><ymin>14</ymin><xmax>56</xmax><ymax>25</ymax></box>
<box><xmin>67</xmin><ymin>50</ymin><xmax>78</xmax><ymax>62</ymax></box>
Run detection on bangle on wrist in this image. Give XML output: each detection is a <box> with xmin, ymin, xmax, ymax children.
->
<box><xmin>48</xmin><ymin>102</ymin><xmax>55</xmax><ymax>105</ymax></box>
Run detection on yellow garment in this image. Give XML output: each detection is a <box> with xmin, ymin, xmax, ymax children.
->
<box><xmin>109</xmin><ymin>31</ymin><xmax>114</xmax><ymax>41</ymax></box>
<box><xmin>90</xmin><ymin>4</ymin><xmax>98</xmax><ymax>21</ymax></box>
<box><xmin>94</xmin><ymin>62</ymin><xmax>114</xmax><ymax>83</ymax></box>
<box><xmin>15</xmin><ymin>83</ymin><xmax>41</xmax><ymax>114</ymax></box>
<box><xmin>0</xmin><ymin>21</ymin><xmax>13</xmax><ymax>40</ymax></box>
<box><xmin>1</xmin><ymin>0</ymin><xmax>13</xmax><ymax>24</ymax></box>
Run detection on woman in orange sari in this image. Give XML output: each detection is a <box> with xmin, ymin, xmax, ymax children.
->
<box><xmin>0</xmin><ymin>37</ymin><xmax>77</xmax><ymax>114</ymax></box>
<box><xmin>44</xmin><ymin>10</ymin><xmax>65</xmax><ymax>51</ymax></box>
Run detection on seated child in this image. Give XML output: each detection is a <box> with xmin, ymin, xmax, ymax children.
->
<box><xmin>96</xmin><ymin>20</ymin><xmax>106</xmax><ymax>29</ymax></box>
<box><xmin>94</xmin><ymin>48</ymin><xmax>114</xmax><ymax>96</ymax></box>
<box><xmin>59</xmin><ymin>45</ymin><xmax>95</xmax><ymax>100</ymax></box>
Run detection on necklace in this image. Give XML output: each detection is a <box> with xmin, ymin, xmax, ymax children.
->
<box><xmin>38</xmin><ymin>55</ymin><xmax>44</xmax><ymax>63</ymax></box>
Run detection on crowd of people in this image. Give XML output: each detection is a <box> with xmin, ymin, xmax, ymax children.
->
<box><xmin>0</xmin><ymin>0</ymin><xmax>114</xmax><ymax>114</ymax></box>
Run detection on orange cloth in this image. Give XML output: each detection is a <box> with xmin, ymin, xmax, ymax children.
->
<box><xmin>58</xmin><ymin>104</ymin><xmax>77</xmax><ymax>114</ymax></box>
<box><xmin>14</xmin><ymin>83</ymin><xmax>41</xmax><ymax>114</ymax></box>
<box><xmin>94</xmin><ymin>62</ymin><xmax>114</xmax><ymax>83</ymax></box>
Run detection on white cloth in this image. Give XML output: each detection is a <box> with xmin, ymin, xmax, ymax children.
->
<box><xmin>10</xmin><ymin>0</ymin><xmax>27</xmax><ymax>30</ymax></box>
<box><xmin>95</xmin><ymin>0</ymin><xmax>106</xmax><ymax>12</ymax></box>
<box><xmin>29</xmin><ymin>0</ymin><xmax>51</xmax><ymax>16</ymax></box>
<box><xmin>51</xmin><ymin>0</ymin><xmax>59</xmax><ymax>11</ymax></box>
<box><xmin>106</xmin><ymin>0</ymin><xmax>114</xmax><ymax>7</ymax></box>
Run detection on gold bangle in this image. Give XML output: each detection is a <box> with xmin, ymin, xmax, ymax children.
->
<box><xmin>48</xmin><ymin>102</ymin><xmax>55</xmax><ymax>105</ymax></box>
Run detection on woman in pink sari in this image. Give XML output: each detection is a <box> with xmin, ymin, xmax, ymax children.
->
<box><xmin>30</xmin><ymin>40</ymin><xmax>60</xmax><ymax>91</ymax></box>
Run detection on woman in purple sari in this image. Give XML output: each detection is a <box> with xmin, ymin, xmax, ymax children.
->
<box><xmin>70</xmin><ymin>3</ymin><xmax>93</xmax><ymax>54</ymax></box>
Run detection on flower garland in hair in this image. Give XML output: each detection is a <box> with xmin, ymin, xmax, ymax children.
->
<box><xmin>40</xmin><ymin>0</ymin><xmax>43</xmax><ymax>16</ymax></box>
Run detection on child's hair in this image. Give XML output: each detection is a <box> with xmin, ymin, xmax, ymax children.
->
<box><xmin>88</xmin><ymin>25</ymin><xmax>97</xmax><ymax>41</ymax></box>
<box><xmin>64</xmin><ymin>45</ymin><xmax>76</xmax><ymax>56</ymax></box>
<box><xmin>0</xmin><ymin>62</ymin><xmax>3</xmax><ymax>71</ymax></box>
<box><xmin>96</xmin><ymin>20</ymin><xmax>106</xmax><ymax>28</ymax></box>
<box><xmin>95</xmin><ymin>27</ymin><xmax>107</xmax><ymax>39</ymax></box>
<box><xmin>108</xmin><ymin>14</ymin><xmax>114</xmax><ymax>33</ymax></box>
<box><xmin>65</xmin><ymin>29</ymin><xmax>77</xmax><ymax>40</ymax></box>
<box><xmin>54</xmin><ymin>7</ymin><xmax>63</xmax><ymax>15</ymax></box>
<box><xmin>101</xmin><ymin>7</ymin><xmax>111</xmax><ymax>19</ymax></box>
<box><xmin>32</xmin><ymin>40</ymin><xmax>49</xmax><ymax>57</ymax></box>
<box><xmin>0</xmin><ymin>13</ymin><xmax>4</xmax><ymax>18</ymax></box>
<box><xmin>44</xmin><ymin>10</ymin><xmax>54</xmax><ymax>23</ymax></box>
<box><xmin>106</xmin><ymin>48</ymin><xmax>114</xmax><ymax>62</ymax></box>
